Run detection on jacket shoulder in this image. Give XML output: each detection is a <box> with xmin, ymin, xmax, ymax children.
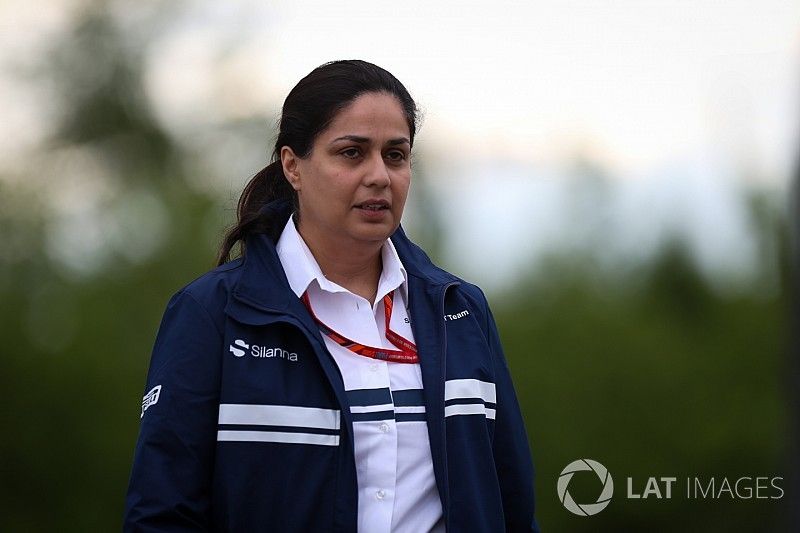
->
<box><xmin>169</xmin><ymin>257</ymin><xmax>244</xmax><ymax>328</ymax></box>
<box><xmin>453</xmin><ymin>278</ymin><xmax>487</xmax><ymax>305</ymax></box>
<box><xmin>455</xmin><ymin>279</ymin><xmax>491</xmax><ymax>326</ymax></box>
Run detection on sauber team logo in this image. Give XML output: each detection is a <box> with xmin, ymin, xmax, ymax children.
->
<box><xmin>229</xmin><ymin>338</ymin><xmax>298</xmax><ymax>362</ymax></box>
<box><xmin>141</xmin><ymin>385</ymin><xmax>161</xmax><ymax>418</ymax></box>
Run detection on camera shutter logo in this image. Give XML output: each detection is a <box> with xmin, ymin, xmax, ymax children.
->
<box><xmin>557</xmin><ymin>459</ymin><xmax>614</xmax><ymax>516</ymax></box>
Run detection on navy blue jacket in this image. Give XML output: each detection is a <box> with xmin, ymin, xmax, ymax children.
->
<box><xmin>124</xmin><ymin>200</ymin><xmax>539</xmax><ymax>532</ymax></box>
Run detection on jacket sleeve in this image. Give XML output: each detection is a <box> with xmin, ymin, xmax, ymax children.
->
<box><xmin>124</xmin><ymin>289</ymin><xmax>223</xmax><ymax>532</ymax></box>
<box><xmin>482</xmin><ymin>294</ymin><xmax>540</xmax><ymax>533</ymax></box>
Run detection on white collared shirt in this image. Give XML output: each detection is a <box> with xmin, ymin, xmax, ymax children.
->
<box><xmin>276</xmin><ymin>216</ymin><xmax>445</xmax><ymax>533</ymax></box>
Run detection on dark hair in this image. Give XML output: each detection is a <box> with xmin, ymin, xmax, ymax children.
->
<box><xmin>215</xmin><ymin>59</ymin><xmax>420</xmax><ymax>266</ymax></box>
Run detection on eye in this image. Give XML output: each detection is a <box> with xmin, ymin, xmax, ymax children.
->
<box><xmin>386</xmin><ymin>150</ymin><xmax>408</xmax><ymax>162</ymax></box>
<box><xmin>341</xmin><ymin>147</ymin><xmax>361</xmax><ymax>159</ymax></box>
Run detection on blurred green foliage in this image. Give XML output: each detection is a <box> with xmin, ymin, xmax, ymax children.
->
<box><xmin>0</xmin><ymin>4</ymin><xmax>790</xmax><ymax>532</ymax></box>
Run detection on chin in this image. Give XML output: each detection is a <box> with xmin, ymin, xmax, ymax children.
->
<box><xmin>350</xmin><ymin>225</ymin><xmax>396</xmax><ymax>243</ymax></box>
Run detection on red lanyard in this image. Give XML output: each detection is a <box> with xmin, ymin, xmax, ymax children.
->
<box><xmin>300</xmin><ymin>289</ymin><xmax>419</xmax><ymax>364</ymax></box>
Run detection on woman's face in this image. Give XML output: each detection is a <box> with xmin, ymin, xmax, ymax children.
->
<box><xmin>282</xmin><ymin>91</ymin><xmax>412</xmax><ymax>251</ymax></box>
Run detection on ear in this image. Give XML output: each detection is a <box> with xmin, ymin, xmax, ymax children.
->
<box><xmin>280</xmin><ymin>146</ymin><xmax>302</xmax><ymax>191</ymax></box>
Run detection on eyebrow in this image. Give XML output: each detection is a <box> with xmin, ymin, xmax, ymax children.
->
<box><xmin>329</xmin><ymin>135</ymin><xmax>410</xmax><ymax>147</ymax></box>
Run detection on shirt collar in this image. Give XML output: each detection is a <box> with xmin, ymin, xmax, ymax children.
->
<box><xmin>275</xmin><ymin>215</ymin><xmax>409</xmax><ymax>303</ymax></box>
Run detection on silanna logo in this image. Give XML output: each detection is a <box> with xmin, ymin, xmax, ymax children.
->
<box><xmin>229</xmin><ymin>339</ymin><xmax>298</xmax><ymax>362</ymax></box>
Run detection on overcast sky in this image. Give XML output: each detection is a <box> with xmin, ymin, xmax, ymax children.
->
<box><xmin>141</xmin><ymin>0</ymin><xmax>799</xmax><ymax>180</ymax></box>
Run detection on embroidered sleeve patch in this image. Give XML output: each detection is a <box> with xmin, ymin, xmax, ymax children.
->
<box><xmin>141</xmin><ymin>385</ymin><xmax>162</xmax><ymax>418</ymax></box>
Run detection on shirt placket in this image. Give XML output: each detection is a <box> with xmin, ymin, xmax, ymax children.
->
<box><xmin>316</xmin><ymin>288</ymin><xmax>399</xmax><ymax>533</ymax></box>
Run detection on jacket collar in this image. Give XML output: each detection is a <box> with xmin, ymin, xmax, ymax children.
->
<box><xmin>227</xmin><ymin>198</ymin><xmax>459</xmax><ymax>322</ymax></box>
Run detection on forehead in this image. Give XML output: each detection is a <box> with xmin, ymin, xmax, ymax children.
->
<box><xmin>321</xmin><ymin>92</ymin><xmax>410</xmax><ymax>140</ymax></box>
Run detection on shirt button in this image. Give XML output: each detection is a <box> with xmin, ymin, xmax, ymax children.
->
<box><xmin>369</xmin><ymin>363</ymin><xmax>379</xmax><ymax>372</ymax></box>
<box><xmin>376</xmin><ymin>489</ymin><xmax>386</xmax><ymax>500</ymax></box>
<box><xmin>379</xmin><ymin>422</ymin><xmax>389</xmax><ymax>433</ymax></box>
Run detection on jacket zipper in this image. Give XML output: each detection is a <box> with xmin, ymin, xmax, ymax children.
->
<box><xmin>439</xmin><ymin>280</ymin><xmax>459</xmax><ymax>529</ymax></box>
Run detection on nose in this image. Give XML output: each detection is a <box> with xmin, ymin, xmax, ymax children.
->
<box><xmin>363</xmin><ymin>151</ymin><xmax>391</xmax><ymax>188</ymax></box>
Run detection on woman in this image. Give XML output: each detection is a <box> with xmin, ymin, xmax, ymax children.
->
<box><xmin>125</xmin><ymin>59</ymin><xmax>539</xmax><ymax>533</ymax></box>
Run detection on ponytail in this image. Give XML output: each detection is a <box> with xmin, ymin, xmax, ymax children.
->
<box><xmin>215</xmin><ymin>160</ymin><xmax>296</xmax><ymax>266</ymax></box>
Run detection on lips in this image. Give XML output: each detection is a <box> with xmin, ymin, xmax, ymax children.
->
<box><xmin>354</xmin><ymin>199</ymin><xmax>390</xmax><ymax>211</ymax></box>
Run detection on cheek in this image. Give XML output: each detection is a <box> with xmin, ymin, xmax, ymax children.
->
<box><xmin>393</xmin><ymin>174</ymin><xmax>411</xmax><ymax>201</ymax></box>
<box><xmin>306</xmin><ymin>165</ymin><xmax>348</xmax><ymax>199</ymax></box>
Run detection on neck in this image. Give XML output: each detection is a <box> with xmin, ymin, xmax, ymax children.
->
<box><xmin>297</xmin><ymin>221</ymin><xmax>383</xmax><ymax>305</ymax></box>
